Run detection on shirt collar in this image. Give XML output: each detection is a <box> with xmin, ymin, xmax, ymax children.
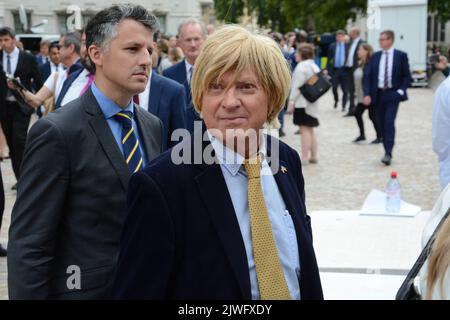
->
<box><xmin>5</xmin><ymin>47</ymin><xmax>19</xmax><ymax>59</ymax></box>
<box><xmin>91</xmin><ymin>82</ymin><xmax>134</xmax><ymax>120</ymax></box>
<box><xmin>185</xmin><ymin>59</ymin><xmax>193</xmax><ymax>75</ymax></box>
<box><xmin>207</xmin><ymin>130</ymin><xmax>267</xmax><ymax>176</ymax></box>
<box><xmin>384</xmin><ymin>47</ymin><xmax>394</xmax><ymax>55</ymax></box>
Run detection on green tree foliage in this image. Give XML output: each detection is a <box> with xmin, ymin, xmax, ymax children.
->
<box><xmin>429</xmin><ymin>0</ymin><xmax>450</xmax><ymax>22</ymax></box>
<box><xmin>214</xmin><ymin>0</ymin><xmax>366</xmax><ymax>33</ymax></box>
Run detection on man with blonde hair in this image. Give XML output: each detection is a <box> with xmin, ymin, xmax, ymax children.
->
<box><xmin>114</xmin><ymin>25</ymin><xmax>323</xmax><ymax>300</ymax></box>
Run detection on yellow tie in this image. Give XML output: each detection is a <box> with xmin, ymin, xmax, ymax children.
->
<box><xmin>243</xmin><ymin>156</ymin><xmax>291</xmax><ymax>300</ymax></box>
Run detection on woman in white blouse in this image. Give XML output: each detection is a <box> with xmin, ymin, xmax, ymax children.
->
<box><xmin>287</xmin><ymin>43</ymin><xmax>320</xmax><ymax>164</ymax></box>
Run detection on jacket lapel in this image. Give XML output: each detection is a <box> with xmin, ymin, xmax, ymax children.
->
<box><xmin>83</xmin><ymin>89</ymin><xmax>130</xmax><ymax>190</ymax></box>
<box><xmin>134</xmin><ymin>105</ymin><xmax>160</xmax><ymax>161</ymax></box>
<box><xmin>194</xmin><ymin>136</ymin><xmax>251</xmax><ymax>299</ymax></box>
<box><xmin>13</xmin><ymin>51</ymin><xmax>23</xmax><ymax>77</ymax></box>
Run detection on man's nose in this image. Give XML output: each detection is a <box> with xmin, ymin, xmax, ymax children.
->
<box><xmin>139</xmin><ymin>48</ymin><xmax>152</xmax><ymax>66</ymax></box>
<box><xmin>222</xmin><ymin>88</ymin><xmax>240</xmax><ymax>109</ymax></box>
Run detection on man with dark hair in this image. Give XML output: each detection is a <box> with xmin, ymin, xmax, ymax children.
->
<box><xmin>325</xmin><ymin>29</ymin><xmax>350</xmax><ymax>112</ymax></box>
<box><xmin>8</xmin><ymin>4</ymin><xmax>163</xmax><ymax>299</ymax></box>
<box><xmin>0</xmin><ymin>27</ymin><xmax>43</xmax><ymax>187</ymax></box>
<box><xmin>39</xmin><ymin>43</ymin><xmax>63</xmax><ymax>82</ymax></box>
<box><xmin>363</xmin><ymin>30</ymin><xmax>411</xmax><ymax>165</ymax></box>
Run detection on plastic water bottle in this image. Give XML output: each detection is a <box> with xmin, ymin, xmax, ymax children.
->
<box><xmin>386</xmin><ymin>171</ymin><xmax>401</xmax><ymax>213</ymax></box>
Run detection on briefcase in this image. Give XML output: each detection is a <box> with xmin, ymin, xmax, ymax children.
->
<box><xmin>299</xmin><ymin>71</ymin><xmax>331</xmax><ymax>103</ymax></box>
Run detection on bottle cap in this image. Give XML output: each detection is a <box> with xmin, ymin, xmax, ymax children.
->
<box><xmin>391</xmin><ymin>171</ymin><xmax>397</xmax><ymax>178</ymax></box>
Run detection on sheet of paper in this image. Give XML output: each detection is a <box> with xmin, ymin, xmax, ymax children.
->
<box><xmin>359</xmin><ymin>189</ymin><xmax>421</xmax><ymax>217</ymax></box>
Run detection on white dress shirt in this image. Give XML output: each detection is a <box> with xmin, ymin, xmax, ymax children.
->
<box><xmin>346</xmin><ymin>37</ymin><xmax>360</xmax><ymax>68</ymax></box>
<box><xmin>378</xmin><ymin>47</ymin><xmax>394</xmax><ymax>89</ymax></box>
<box><xmin>432</xmin><ymin>76</ymin><xmax>450</xmax><ymax>189</ymax></box>
<box><xmin>208</xmin><ymin>132</ymin><xmax>301</xmax><ymax>300</ymax></box>
<box><xmin>2</xmin><ymin>47</ymin><xmax>19</xmax><ymax>75</ymax></box>
<box><xmin>61</xmin><ymin>69</ymin><xmax>93</xmax><ymax>107</ymax></box>
<box><xmin>43</xmin><ymin>69</ymin><xmax>68</xmax><ymax>102</ymax></box>
<box><xmin>137</xmin><ymin>71</ymin><xmax>153</xmax><ymax>110</ymax></box>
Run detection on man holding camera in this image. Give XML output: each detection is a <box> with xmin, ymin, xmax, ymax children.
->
<box><xmin>0</xmin><ymin>27</ymin><xmax>43</xmax><ymax>186</ymax></box>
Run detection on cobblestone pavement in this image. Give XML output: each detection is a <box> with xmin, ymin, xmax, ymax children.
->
<box><xmin>0</xmin><ymin>87</ymin><xmax>441</xmax><ymax>299</ymax></box>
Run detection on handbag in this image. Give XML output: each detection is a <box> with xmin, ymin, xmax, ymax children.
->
<box><xmin>395</xmin><ymin>207</ymin><xmax>450</xmax><ymax>300</ymax></box>
<box><xmin>299</xmin><ymin>70</ymin><xmax>331</xmax><ymax>103</ymax></box>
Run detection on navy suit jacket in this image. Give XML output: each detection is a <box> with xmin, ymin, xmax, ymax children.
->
<box><xmin>54</xmin><ymin>61</ymin><xmax>83</xmax><ymax>109</ymax></box>
<box><xmin>113</xmin><ymin>131</ymin><xmax>324</xmax><ymax>300</ymax></box>
<box><xmin>39</xmin><ymin>62</ymin><xmax>52</xmax><ymax>82</ymax></box>
<box><xmin>363</xmin><ymin>49</ymin><xmax>412</xmax><ymax>106</ymax></box>
<box><xmin>163</xmin><ymin>60</ymin><xmax>199</xmax><ymax>133</ymax></box>
<box><xmin>148</xmin><ymin>72</ymin><xmax>187</xmax><ymax>149</ymax></box>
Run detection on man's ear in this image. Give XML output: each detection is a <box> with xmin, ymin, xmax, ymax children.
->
<box><xmin>88</xmin><ymin>45</ymin><xmax>102</xmax><ymax>68</ymax></box>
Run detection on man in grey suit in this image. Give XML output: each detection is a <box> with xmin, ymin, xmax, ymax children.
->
<box><xmin>7</xmin><ymin>4</ymin><xmax>163</xmax><ymax>299</ymax></box>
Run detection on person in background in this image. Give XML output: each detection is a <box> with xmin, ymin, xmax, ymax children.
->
<box><xmin>36</xmin><ymin>40</ymin><xmax>50</xmax><ymax>66</ymax></box>
<box><xmin>288</xmin><ymin>43</ymin><xmax>321</xmax><ymax>165</ymax></box>
<box><xmin>344</xmin><ymin>27</ymin><xmax>364</xmax><ymax>117</ymax></box>
<box><xmin>325</xmin><ymin>30</ymin><xmax>350</xmax><ymax>112</ymax></box>
<box><xmin>0</xmin><ymin>27</ymin><xmax>43</xmax><ymax>188</ymax></box>
<box><xmin>363</xmin><ymin>30</ymin><xmax>411</xmax><ymax>166</ymax></box>
<box><xmin>352</xmin><ymin>43</ymin><xmax>382</xmax><ymax>144</ymax></box>
<box><xmin>206</xmin><ymin>24</ymin><xmax>215</xmax><ymax>35</ymax></box>
<box><xmin>163</xmin><ymin>18</ymin><xmax>207</xmax><ymax>133</ymax></box>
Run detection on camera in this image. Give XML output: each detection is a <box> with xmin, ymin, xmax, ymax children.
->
<box><xmin>4</xmin><ymin>72</ymin><xmax>26</xmax><ymax>91</ymax></box>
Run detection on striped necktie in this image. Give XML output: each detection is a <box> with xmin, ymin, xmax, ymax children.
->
<box><xmin>243</xmin><ymin>156</ymin><xmax>291</xmax><ymax>300</ymax></box>
<box><xmin>115</xmin><ymin>111</ymin><xmax>143</xmax><ymax>173</ymax></box>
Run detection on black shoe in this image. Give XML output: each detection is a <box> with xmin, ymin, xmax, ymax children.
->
<box><xmin>0</xmin><ymin>245</ymin><xmax>6</xmax><ymax>257</ymax></box>
<box><xmin>353</xmin><ymin>136</ymin><xmax>366</xmax><ymax>143</ymax></box>
<box><xmin>371</xmin><ymin>138</ymin><xmax>383</xmax><ymax>144</ymax></box>
<box><xmin>279</xmin><ymin>129</ymin><xmax>286</xmax><ymax>137</ymax></box>
<box><xmin>334</xmin><ymin>102</ymin><xmax>338</xmax><ymax>109</ymax></box>
<box><xmin>381</xmin><ymin>154</ymin><xmax>392</xmax><ymax>165</ymax></box>
<box><xmin>344</xmin><ymin>112</ymin><xmax>355</xmax><ymax>117</ymax></box>
<box><xmin>11</xmin><ymin>183</ymin><xmax>17</xmax><ymax>190</ymax></box>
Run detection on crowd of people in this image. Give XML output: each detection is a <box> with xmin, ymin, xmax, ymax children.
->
<box><xmin>0</xmin><ymin>3</ymin><xmax>448</xmax><ymax>300</ymax></box>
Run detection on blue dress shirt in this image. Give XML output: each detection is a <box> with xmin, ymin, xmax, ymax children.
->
<box><xmin>208</xmin><ymin>132</ymin><xmax>301</xmax><ymax>300</ymax></box>
<box><xmin>91</xmin><ymin>82</ymin><xmax>148</xmax><ymax>166</ymax></box>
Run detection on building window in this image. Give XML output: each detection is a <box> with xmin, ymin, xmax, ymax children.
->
<box><xmin>434</xmin><ymin>17</ymin><xmax>439</xmax><ymax>42</ymax></box>
<box><xmin>12</xmin><ymin>11</ymin><xmax>32</xmax><ymax>33</ymax></box>
<box><xmin>440</xmin><ymin>22</ymin><xmax>446</xmax><ymax>42</ymax></box>
<box><xmin>427</xmin><ymin>15</ymin><xmax>432</xmax><ymax>42</ymax></box>
<box><xmin>155</xmin><ymin>14</ymin><xmax>166</xmax><ymax>33</ymax></box>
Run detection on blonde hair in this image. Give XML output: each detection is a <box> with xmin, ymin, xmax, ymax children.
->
<box><xmin>191</xmin><ymin>25</ymin><xmax>291</xmax><ymax>127</ymax></box>
<box><xmin>426</xmin><ymin>217</ymin><xmax>450</xmax><ymax>299</ymax></box>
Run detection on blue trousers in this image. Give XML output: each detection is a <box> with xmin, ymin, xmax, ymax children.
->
<box><xmin>376</xmin><ymin>90</ymin><xmax>401</xmax><ymax>156</ymax></box>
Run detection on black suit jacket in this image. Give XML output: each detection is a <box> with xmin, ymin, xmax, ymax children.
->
<box><xmin>348</xmin><ymin>39</ymin><xmax>364</xmax><ymax>72</ymax></box>
<box><xmin>0</xmin><ymin>49</ymin><xmax>43</xmax><ymax>115</ymax></box>
<box><xmin>39</xmin><ymin>62</ymin><xmax>52</xmax><ymax>82</ymax></box>
<box><xmin>113</xmin><ymin>131</ymin><xmax>323</xmax><ymax>300</ymax></box>
<box><xmin>7</xmin><ymin>88</ymin><xmax>164</xmax><ymax>299</ymax></box>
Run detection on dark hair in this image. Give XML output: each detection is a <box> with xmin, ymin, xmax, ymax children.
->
<box><xmin>85</xmin><ymin>4</ymin><xmax>158</xmax><ymax>73</ymax></box>
<box><xmin>0</xmin><ymin>27</ymin><xmax>15</xmax><ymax>38</ymax></box>
<box><xmin>61</xmin><ymin>31</ymin><xmax>81</xmax><ymax>54</ymax></box>
<box><xmin>381</xmin><ymin>30</ymin><xmax>395</xmax><ymax>42</ymax></box>
<box><xmin>49</xmin><ymin>43</ymin><xmax>60</xmax><ymax>51</ymax></box>
<box><xmin>358</xmin><ymin>43</ymin><xmax>373</xmax><ymax>67</ymax></box>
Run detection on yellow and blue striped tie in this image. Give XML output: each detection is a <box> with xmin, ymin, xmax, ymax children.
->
<box><xmin>115</xmin><ymin>111</ymin><xmax>143</xmax><ymax>173</ymax></box>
